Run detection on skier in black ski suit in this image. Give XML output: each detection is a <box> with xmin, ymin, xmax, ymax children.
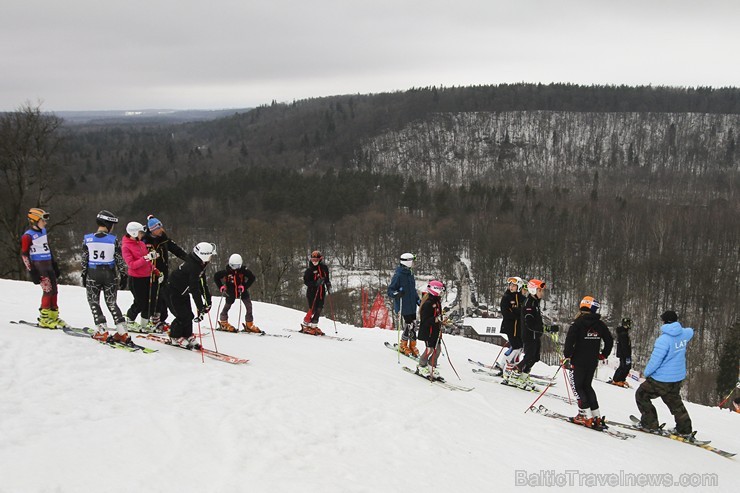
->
<box><xmin>500</xmin><ymin>276</ymin><xmax>525</xmax><ymax>365</ymax></box>
<box><xmin>166</xmin><ymin>242</ymin><xmax>214</xmax><ymax>348</ymax></box>
<box><xmin>563</xmin><ymin>296</ymin><xmax>613</xmax><ymax>430</ymax></box>
<box><xmin>302</xmin><ymin>250</ymin><xmax>331</xmax><ymax>335</ymax></box>
<box><xmin>142</xmin><ymin>215</ymin><xmax>188</xmax><ymax>329</ymax></box>
<box><xmin>611</xmin><ymin>318</ymin><xmax>633</xmax><ymax>386</ymax></box>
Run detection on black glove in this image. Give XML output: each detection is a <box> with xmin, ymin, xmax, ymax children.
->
<box><xmin>29</xmin><ymin>268</ymin><xmax>41</xmax><ymax>285</ymax></box>
<box><xmin>52</xmin><ymin>260</ymin><xmax>60</xmax><ymax>278</ymax></box>
<box><xmin>202</xmin><ymin>304</ymin><xmax>211</xmax><ymax>314</ymax></box>
<box><xmin>119</xmin><ymin>274</ymin><xmax>128</xmax><ymax>289</ymax></box>
<box><xmin>316</xmin><ymin>278</ymin><xmax>325</xmax><ymax>286</ymax></box>
<box><xmin>81</xmin><ymin>273</ymin><xmax>87</xmax><ymax>286</ymax></box>
<box><xmin>546</xmin><ymin>324</ymin><xmax>560</xmax><ymax>333</ymax></box>
<box><xmin>193</xmin><ymin>313</ymin><xmax>204</xmax><ymax>323</ymax></box>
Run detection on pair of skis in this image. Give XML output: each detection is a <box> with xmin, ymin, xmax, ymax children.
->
<box><xmin>401</xmin><ymin>366</ymin><xmax>474</xmax><ymax>392</ymax></box>
<box><xmin>284</xmin><ymin>327</ymin><xmax>352</xmax><ymax>341</ymax></box>
<box><xmin>215</xmin><ymin>326</ymin><xmax>290</xmax><ymax>338</ymax></box>
<box><xmin>11</xmin><ymin>320</ymin><xmax>156</xmax><ymax>353</ymax></box>
<box><xmin>531</xmin><ymin>405</ymin><xmax>735</xmax><ymax>458</ymax></box>
<box><xmin>136</xmin><ymin>334</ymin><xmax>248</xmax><ymax>364</ymax></box>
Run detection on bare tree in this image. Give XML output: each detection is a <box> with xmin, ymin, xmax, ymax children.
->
<box><xmin>0</xmin><ymin>102</ymin><xmax>70</xmax><ymax>278</ymax></box>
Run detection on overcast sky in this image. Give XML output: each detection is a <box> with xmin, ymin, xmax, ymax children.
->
<box><xmin>2</xmin><ymin>0</ymin><xmax>739</xmax><ymax>111</ymax></box>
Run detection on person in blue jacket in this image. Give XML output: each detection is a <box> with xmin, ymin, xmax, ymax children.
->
<box><xmin>387</xmin><ymin>252</ymin><xmax>420</xmax><ymax>357</ymax></box>
<box><xmin>635</xmin><ymin>310</ymin><xmax>694</xmax><ymax>436</ymax></box>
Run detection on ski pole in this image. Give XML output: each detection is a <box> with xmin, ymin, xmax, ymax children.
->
<box><xmin>327</xmin><ymin>289</ymin><xmax>338</xmax><ymax>335</ymax></box>
<box><xmin>718</xmin><ymin>381</ymin><xmax>739</xmax><ymax>408</ymax></box>
<box><xmin>397</xmin><ymin>298</ymin><xmax>402</xmax><ymax>364</ymax></box>
<box><xmin>235</xmin><ymin>276</ymin><xmax>242</xmax><ymax>332</ymax></box>
<box><xmin>196</xmin><ymin>320</ymin><xmax>205</xmax><ymax>363</ymax></box>
<box><xmin>490</xmin><ymin>343</ymin><xmax>506</xmax><ymax>371</ymax></box>
<box><xmin>525</xmin><ymin>362</ymin><xmax>565</xmax><ymax>413</ymax></box>
<box><xmin>206</xmin><ymin>311</ymin><xmax>219</xmax><ymax>352</ymax></box>
<box><xmin>440</xmin><ymin>334</ymin><xmax>461</xmax><ymax>381</ymax></box>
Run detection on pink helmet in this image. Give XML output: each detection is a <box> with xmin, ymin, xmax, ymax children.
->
<box><xmin>427</xmin><ymin>280</ymin><xmax>445</xmax><ymax>296</ymax></box>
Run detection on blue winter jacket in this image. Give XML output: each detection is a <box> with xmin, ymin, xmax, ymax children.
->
<box><xmin>387</xmin><ymin>265</ymin><xmax>420</xmax><ymax>317</ymax></box>
<box><xmin>643</xmin><ymin>322</ymin><xmax>694</xmax><ymax>383</ymax></box>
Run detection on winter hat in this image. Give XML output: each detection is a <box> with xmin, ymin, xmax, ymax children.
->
<box><xmin>621</xmin><ymin>317</ymin><xmax>632</xmax><ymax>328</ymax></box>
<box><xmin>660</xmin><ymin>310</ymin><xmax>678</xmax><ymax>323</ymax></box>
<box><xmin>147</xmin><ymin>215</ymin><xmax>163</xmax><ymax>232</ymax></box>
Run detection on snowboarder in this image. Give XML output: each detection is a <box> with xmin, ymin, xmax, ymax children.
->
<box><xmin>302</xmin><ymin>250</ymin><xmax>331</xmax><ymax>335</ymax></box>
<box><xmin>121</xmin><ymin>221</ymin><xmax>161</xmax><ymax>331</ymax></box>
<box><xmin>142</xmin><ymin>215</ymin><xmax>189</xmax><ymax>330</ymax></box>
<box><xmin>416</xmin><ymin>280</ymin><xmax>445</xmax><ymax>379</ymax></box>
<box><xmin>387</xmin><ymin>252</ymin><xmax>421</xmax><ymax>357</ymax></box>
<box><xmin>82</xmin><ymin>210</ymin><xmax>131</xmax><ymax>343</ymax></box>
<box><xmin>20</xmin><ymin>208</ymin><xmax>67</xmax><ymax>328</ymax></box>
<box><xmin>610</xmin><ymin>317</ymin><xmax>633</xmax><ymax>387</ymax></box>
<box><xmin>165</xmin><ymin>242</ymin><xmax>215</xmax><ymax>348</ymax></box>
<box><xmin>214</xmin><ymin>253</ymin><xmax>260</xmax><ymax>333</ymax></box>
<box><xmin>635</xmin><ymin>310</ymin><xmax>695</xmax><ymax>437</ymax></box>
<box><xmin>500</xmin><ymin>276</ymin><xmax>525</xmax><ymax>367</ymax></box>
<box><xmin>563</xmin><ymin>296</ymin><xmax>613</xmax><ymax>430</ymax></box>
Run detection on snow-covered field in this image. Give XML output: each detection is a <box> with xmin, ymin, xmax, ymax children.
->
<box><xmin>0</xmin><ymin>279</ymin><xmax>737</xmax><ymax>492</ymax></box>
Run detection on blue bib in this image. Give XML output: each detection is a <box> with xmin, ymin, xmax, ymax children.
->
<box><xmin>84</xmin><ymin>233</ymin><xmax>116</xmax><ymax>267</ymax></box>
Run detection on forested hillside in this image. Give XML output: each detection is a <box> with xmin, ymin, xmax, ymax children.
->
<box><xmin>1</xmin><ymin>83</ymin><xmax>738</xmax><ymax>404</ymax></box>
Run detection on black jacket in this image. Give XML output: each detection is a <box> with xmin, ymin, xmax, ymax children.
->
<box><xmin>303</xmin><ymin>261</ymin><xmax>331</xmax><ymax>301</ymax></box>
<box><xmin>214</xmin><ymin>266</ymin><xmax>256</xmax><ymax>293</ymax></box>
<box><xmin>418</xmin><ymin>294</ymin><xmax>442</xmax><ymax>343</ymax></box>
<box><xmin>615</xmin><ymin>325</ymin><xmax>632</xmax><ymax>359</ymax></box>
<box><xmin>168</xmin><ymin>252</ymin><xmax>212</xmax><ymax>313</ymax></box>
<box><xmin>521</xmin><ymin>294</ymin><xmax>544</xmax><ymax>343</ymax></box>
<box><xmin>563</xmin><ymin>312</ymin><xmax>614</xmax><ymax>368</ymax></box>
<box><xmin>500</xmin><ymin>289</ymin><xmax>524</xmax><ymax>337</ymax></box>
<box><xmin>143</xmin><ymin>231</ymin><xmax>188</xmax><ymax>277</ymax></box>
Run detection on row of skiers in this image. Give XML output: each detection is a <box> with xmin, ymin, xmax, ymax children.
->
<box><xmin>20</xmin><ymin>208</ymin><xmax>333</xmax><ymax>349</ymax></box>
<box><xmin>387</xmin><ymin>256</ymin><xmax>697</xmax><ymax>438</ymax></box>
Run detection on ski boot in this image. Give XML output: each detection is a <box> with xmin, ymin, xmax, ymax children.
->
<box><xmin>408</xmin><ymin>339</ymin><xmax>420</xmax><ymax>358</ymax></box>
<box><xmin>399</xmin><ymin>339</ymin><xmax>414</xmax><ymax>356</ymax></box>
<box><xmin>37</xmin><ymin>308</ymin><xmax>57</xmax><ymax>329</ymax></box>
<box><xmin>416</xmin><ymin>365</ymin><xmax>431</xmax><ymax>378</ymax></box>
<box><xmin>92</xmin><ymin>324</ymin><xmax>110</xmax><ymax>342</ymax></box>
<box><xmin>186</xmin><ymin>335</ymin><xmax>201</xmax><ymax>350</ymax></box>
<box><xmin>218</xmin><ymin>320</ymin><xmax>239</xmax><ymax>332</ymax></box>
<box><xmin>169</xmin><ymin>336</ymin><xmax>189</xmax><ymax>348</ymax></box>
<box><xmin>47</xmin><ymin>309</ymin><xmax>69</xmax><ymax>329</ymax></box>
<box><xmin>572</xmin><ymin>409</ymin><xmax>594</xmax><ymax>428</ymax></box>
<box><xmin>242</xmin><ymin>321</ymin><xmax>263</xmax><ymax>334</ymax></box>
<box><xmin>300</xmin><ymin>323</ymin><xmax>324</xmax><ymax>336</ymax></box>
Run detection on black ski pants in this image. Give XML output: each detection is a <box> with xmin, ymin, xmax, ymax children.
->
<box><xmin>167</xmin><ymin>291</ymin><xmax>194</xmax><ymax>339</ymax></box>
<box><xmin>569</xmin><ymin>364</ymin><xmax>599</xmax><ymax>411</ymax></box>
<box><xmin>612</xmin><ymin>357</ymin><xmax>632</xmax><ymax>383</ymax></box>
<box><xmin>516</xmin><ymin>336</ymin><xmax>541</xmax><ymax>374</ymax></box>
<box><xmin>127</xmin><ymin>276</ymin><xmax>152</xmax><ymax>321</ymax></box>
<box><xmin>86</xmin><ymin>268</ymin><xmax>124</xmax><ymax>326</ymax></box>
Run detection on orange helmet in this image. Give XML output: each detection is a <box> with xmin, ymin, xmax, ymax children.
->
<box><xmin>28</xmin><ymin>208</ymin><xmax>49</xmax><ymax>223</ymax></box>
<box><xmin>580</xmin><ymin>296</ymin><xmax>600</xmax><ymax>313</ymax></box>
<box><xmin>527</xmin><ymin>279</ymin><xmax>546</xmax><ymax>292</ymax></box>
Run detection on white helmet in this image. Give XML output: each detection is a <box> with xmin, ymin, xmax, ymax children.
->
<box><xmin>126</xmin><ymin>221</ymin><xmax>145</xmax><ymax>237</ymax></box>
<box><xmin>228</xmin><ymin>253</ymin><xmax>243</xmax><ymax>269</ymax></box>
<box><xmin>400</xmin><ymin>252</ymin><xmax>415</xmax><ymax>268</ymax></box>
<box><xmin>506</xmin><ymin>276</ymin><xmax>525</xmax><ymax>290</ymax></box>
<box><xmin>193</xmin><ymin>242</ymin><xmax>216</xmax><ymax>262</ymax></box>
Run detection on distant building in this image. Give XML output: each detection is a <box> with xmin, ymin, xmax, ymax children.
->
<box><xmin>458</xmin><ymin>317</ymin><xmax>507</xmax><ymax>346</ymax></box>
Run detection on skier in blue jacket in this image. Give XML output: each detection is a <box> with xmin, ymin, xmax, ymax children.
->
<box><xmin>387</xmin><ymin>253</ymin><xmax>421</xmax><ymax>357</ymax></box>
<box><xmin>635</xmin><ymin>310</ymin><xmax>694</xmax><ymax>436</ymax></box>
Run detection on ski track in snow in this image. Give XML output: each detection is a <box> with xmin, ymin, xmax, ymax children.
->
<box><xmin>0</xmin><ymin>279</ymin><xmax>737</xmax><ymax>492</ymax></box>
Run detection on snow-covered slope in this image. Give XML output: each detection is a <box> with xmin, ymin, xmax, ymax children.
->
<box><xmin>0</xmin><ymin>279</ymin><xmax>737</xmax><ymax>492</ymax></box>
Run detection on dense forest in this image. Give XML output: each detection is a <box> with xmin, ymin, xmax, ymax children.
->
<box><xmin>1</xmin><ymin>83</ymin><xmax>738</xmax><ymax>405</ymax></box>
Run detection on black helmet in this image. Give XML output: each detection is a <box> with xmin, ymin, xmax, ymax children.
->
<box><xmin>96</xmin><ymin>210</ymin><xmax>118</xmax><ymax>230</ymax></box>
<box><xmin>621</xmin><ymin>317</ymin><xmax>632</xmax><ymax>328</ymax></box>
